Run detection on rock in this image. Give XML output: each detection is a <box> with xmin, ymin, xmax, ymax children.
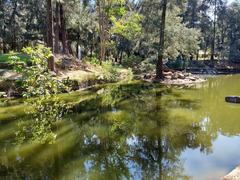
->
<box><xmin>58</xmin><ymin>71</ymin><xmax>64</xmax><ymax>76</ymax></box>
<box><xmin>0</xmin><ymin>69</ymin><xmax>7</xmax><ymax>76</ymax></box>
<box><xmin>188</xmin><ymin>77</ymin><xmax>197</xmax><ymax>81</ymax></box>
<box><xmin>178</xmin><ymin>73</ymin><xmax>185</xmax><ymax>79</ymax></box>
<box><xmin>50</xmin><ymin>71</ymin><xmax>57</xmax><ymax>77</ymax></box>
<box><xmin>172</xmin><ymin>73</ymin><xmax>179</xmax><ymax>79</ymax></box>
<box><xmin>225</xmin><ymin>96</ymin><xmax>240</xmax><ymax>104</ymax></box>
<box><xmin>222</xmin><ymin>166</ymin><xmax>240</xmax><ymax>180</ymax></box>
<box><xmin>0</xmin><ymin>92</ymin><xmax>6</xmax><ymax>98</ymax></box>
<box><xmin>0</xmin><ymin>70</ymin><xmax>22</xmax><ymax>81</ymax></box>
<box><xmin>143</xmin><ymin>74</ymin><xmax>152</xmax><ymax>79</ymax></box>
<box><xmin>184</xmin><ymin>72</ymin><xmax>192</xmax><ymax>77</ymax></box>
<box><xmin>163</xmin><ymin>71</ymin><xmax>173</xmax><ymax>76</ymax></box>
<box><xmin>165</xmin><ymin>75</ymin><xmax>172</xmax><ymax>80</ymax></box>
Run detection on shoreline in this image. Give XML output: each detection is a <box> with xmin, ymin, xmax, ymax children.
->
<box><xmin>142</xmin><ymin>71</ymin><xmax>207</xmax><ymax>86</ymax></box>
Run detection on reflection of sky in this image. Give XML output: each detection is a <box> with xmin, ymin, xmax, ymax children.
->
<box><xmin>181</xmin><ymin>134</ymin><xmax>240</xmax><ymax>180</ymax></box>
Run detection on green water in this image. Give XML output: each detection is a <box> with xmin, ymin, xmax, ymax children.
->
<box><xmin>1</xmin><ymin>75</ymin><xmax>240</xmax><ymax>180</ymax></box>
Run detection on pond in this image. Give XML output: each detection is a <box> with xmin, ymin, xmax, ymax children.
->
<box><xmin>1</xmin><ymin>75</ymin><xmax>240</xmax><ymax>180</ymax></box>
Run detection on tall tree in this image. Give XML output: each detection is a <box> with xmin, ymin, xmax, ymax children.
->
<box><xmin>210</xmin><ymin>0</ymin><xmax>217</xmax><ymax>61</ymax></box>
<box><xmin>54</xmin><ymin>0</ymin><xmax>60</xmax><ymax>54</ymax></box>
<box><xmin>59</xmin><ymin>2</ymin><xmax>69</xmax><ymax>55</ymax></box>
<box><xmin>46</xmin><ymin>0</ymin><xmax>55</xmax><ymax>71</ymax></box>
<box><xmin>156</xmin><ymin>0</ymin><xmax>167</xmax><ymax>79</ymax></box>
<box><xmin>97</xmin><ymin>0</ymin><xmax>106</xmax><ymax>64</ymax></box>
<box><xmin>0</xmin><ymin>0</ymin><xmax>4</xmax><ymax>53</ymax></box>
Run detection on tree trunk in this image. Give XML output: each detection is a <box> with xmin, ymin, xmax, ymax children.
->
<box><xmin>196</xmin><ymin>50</ymin><xmax>199</xmax><ymax>61</ymax></box>
<box><xmin>9</xmin><ymin>0</ymin><xmax>17</xmax><ymax>51</ymax></box>
<box><xmin>90</xmin><ymin>33</ymin><xmax>94</xmax><ymax>57</ymax></box>
<box><xmin>210</xmin><ymin>0</ymin><xmax>217</xmax><ymax>63</ymax></box>
<box><xmin>0</xmin><ymin>0</ymin><xmax>4</xmax><ymax>54</ymax></box>
<box><xmin>46</xmin><ymin>0</ymin><xmax>55</xmax><ymax>71</ymax></box>
<box><xmin>98</xmin><ymin>0</ymin><xmax>106</xmax><ymax>65</ymax></box>
<box><xmin>54</xmin><ymin>1</ymin><xmax>60</xmax><ymax>54</ymax></box>
<box><xmin>120</xmin><ymin>51</ymin><xmax>123</xmax><ymax>64</ymax></box>
<box><xmin>156</xmin><ymin>0</ymin><xmax>167</xmax><ymax>80</ymax></box>
<box><xmin>59</xmin><ymin>3</ymin><xmax>69</xmax><ymax>55</ymax></box>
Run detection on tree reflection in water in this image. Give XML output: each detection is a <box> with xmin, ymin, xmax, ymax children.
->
<box><xmin>1</xmin><ymin>82</ymin><xmax>216</xmax><ymax>179</ymax></box>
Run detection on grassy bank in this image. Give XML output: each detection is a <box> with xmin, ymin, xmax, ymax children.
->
<box><xmin>0</xmin><ymin>53</ymin><xmax>30</xmax><ymax>63</ymax></box>
<box><xmin>0</xmin><ymin>53</ymin><xmax>133</xmax><ymax>98</ymax></box>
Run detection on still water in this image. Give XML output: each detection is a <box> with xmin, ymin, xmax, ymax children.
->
<box><xmin>0</xmin><ymin>75</ymin><xmax>240</xmax><ymax>180</ymax></box>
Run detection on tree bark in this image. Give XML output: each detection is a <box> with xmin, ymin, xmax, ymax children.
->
<box><xmin>54</xmin><ymin>1</ymin><xmax>60</xmax><ymax>54</ymax></box>
<box><xmin>210</xmin><ymin>0</ymin><xmax>217</xmax><ymax>62</ymax></box>
<box><xmin>98</xmin><ymin>0</ymin><xmax>106</xmax><ymax>65</ymax></box>
<box><xmin>59</xmin><ymin>2</ymin><xmax>69</xmax><ymax>55</ymax></box>
<box><xmin>46</xmin><ymin>0</ymin><xmax>55</xmax><ymax>71</ymax></box>
<box><xmin>0</xmin><ymin>0</ymin><xmax>4</xmax><ymax>53</ymax></box>
<box><xmin>156</xmin><ymin>0</ymin><xmax>167</xmax><ymax>80</ymax></box>
<box><xmin>9</xmin><ymin>0</ymin><xmax>17</xmax><ymax>51</ymax></box>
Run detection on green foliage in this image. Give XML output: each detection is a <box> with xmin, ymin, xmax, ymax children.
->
<box><xmin>122</xmin><ymin>55</ymin><xmax>143</xmax><ymax>68</ymax></box>
<box><xmin>85</xmin><ymin>56</ymin><xmax>101</xmax><ymax>65</ymax></box>
<box><xmin>106</xmin><ymin>0</ymin><xmax>126</xmax><ymax>17</ymax></box>
<box><xmin>165</xmin><ymin>7</ymin><xmax>200</xmax><ymax>59</ymax></box>
<box><xmin>0</xmin><ymin>53</ymin><xmax>30</xmax><ymax>63</ymax></box>
<box><xmin>10</xmin><ymin>45</ymin><xmax>66</xmax><ymax>98</ymax></box>
<box><xmin>11</xmin><ymin>45</ymin><xmax>70</xmax><ymax>144</ymax></box>
<box><xmin>98</xmin><ymin>62</ymin><xmax>120</xmax><ymax>82</ymax></box>
<box><xmin>0</xmin><ymin>0</ymin><xmax>46</xmax><ymax>52</ymax></box>
<box><xmin>110</xmin><ymin>12</ymin><xmax>142</xmax><ymax>40</ymax></box>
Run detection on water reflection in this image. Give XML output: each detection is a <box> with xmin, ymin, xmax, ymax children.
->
<box><xmin>1</xmin><ymin>76</ymin><xmax>240</xmax><ymax>179</ymax></box>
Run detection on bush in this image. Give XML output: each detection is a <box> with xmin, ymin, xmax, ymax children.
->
<box><xmin>85</xmin><ymin>56</ymin><xmax>100</xmax><ymax>65</ymax></box>
<box><xmin>10</xmin><ymin>45</ymin><xmax>67</xmax><ymax>97</ymax></box>
<box><xmin>97</xmin><ymin>62</ymin><xmax>120</xmax><ymax>82</ymax></box>
<box><xmin>122</xmin><ymin>55</ymin><xmax>143</xmax><ymax>68</ymax></box>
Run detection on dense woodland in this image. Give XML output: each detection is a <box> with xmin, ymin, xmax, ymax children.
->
<box><xmin>0</xmin><ymin>0</ymin><xmax>240</xmax><ymax>78</ymax></box>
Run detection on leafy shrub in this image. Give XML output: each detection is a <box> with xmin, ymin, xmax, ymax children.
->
<box><xmin>122</xmin><ymin>55</ymin><xmax>143</xmax><ymax>68</ymax></box>
<box><xmin>10</xmin><ymin>44</ymin><xmax>67</xmax><ymax>97</ymax></box>
<box><xmin>85</xmin><ymin>56</ymin><xmax>100</xmax><ymax>65</ymax></box>
<box><xmin>97</xmin><ymin>62</ymin><xmax>120</xmax><ymax>82</ymax></box>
